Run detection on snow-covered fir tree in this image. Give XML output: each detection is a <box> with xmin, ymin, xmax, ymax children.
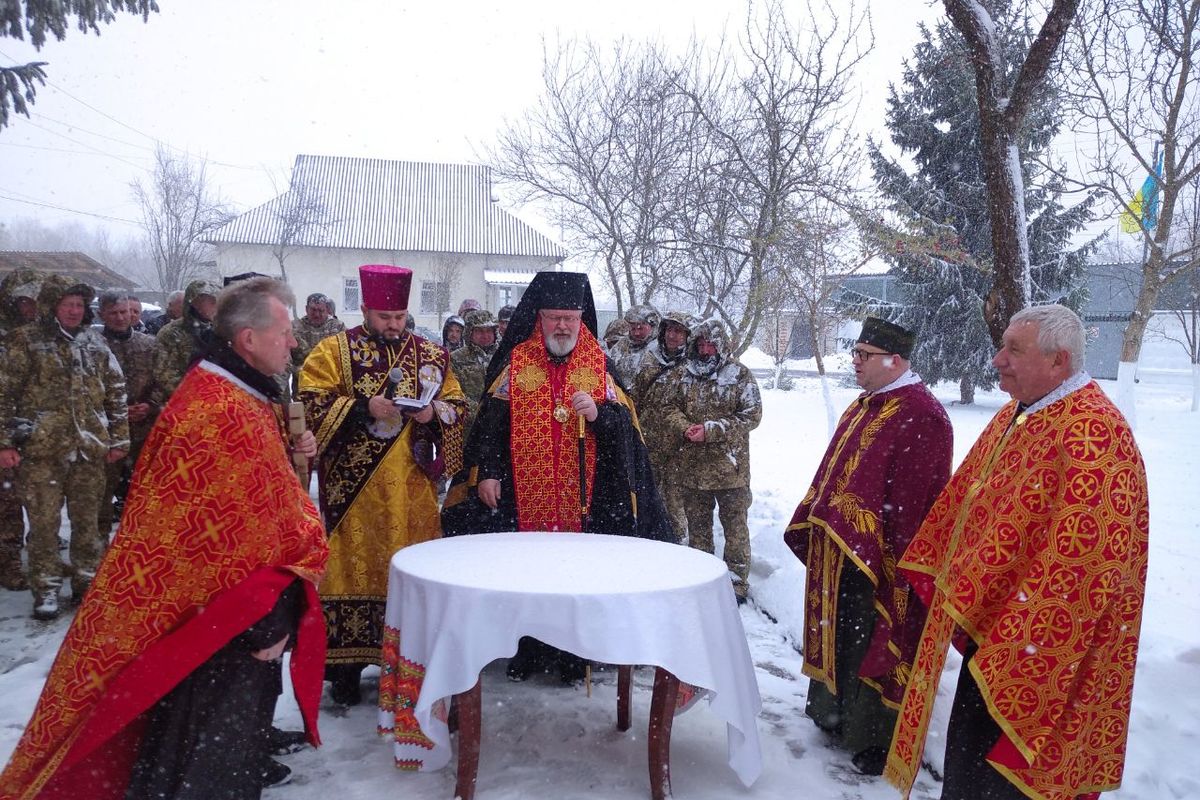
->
<box><xmin>860</xmin><ymin>3</ymin><xmax>1095</xmax><ymax>404</ymax></box>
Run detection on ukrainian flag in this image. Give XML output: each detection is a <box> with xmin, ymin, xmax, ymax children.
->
<box><xmin>1120</xmin><ymin>153</ymin><xmax>1163</xmax><ymax>234</ymax></box>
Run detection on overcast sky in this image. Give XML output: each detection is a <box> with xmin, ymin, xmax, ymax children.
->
<box><xmin>0</xmin><ymin>0</ymin><xmax>943</xmax><ymax>243</ymax></box>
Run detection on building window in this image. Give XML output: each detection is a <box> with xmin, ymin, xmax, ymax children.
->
<box><xmin>343</xmin><ymin>277</ymin><xmax>360</xmax><ymax>311</ymax></box>
<box><xmin>420</xmin><ymin>280</ymin><xmax>451</xmax><ymax>314</ymax></box>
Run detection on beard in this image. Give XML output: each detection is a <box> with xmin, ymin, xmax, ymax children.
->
<box><xmin>544</xmin><ymin>330</ymin><xmax>579</xmax><ymax>357</ymax></box>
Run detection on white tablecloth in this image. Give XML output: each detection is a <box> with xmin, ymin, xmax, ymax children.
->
<box><xmin>377</xmin><ymin>532</ymin><xmax>763</xmax><ymax>787</ymax></box>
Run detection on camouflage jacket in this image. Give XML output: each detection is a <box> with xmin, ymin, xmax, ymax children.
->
<box><xmin>291</xmin><ymin>316</ymin><xmax>346</xmax><ymax>372</ymax></box>
<box><xmin>154</xmin><ymin>311</ymin><xmax>213</xmax><ymax>397</ymax></box>
<box><xmin>449</xmin><ymin>341</ymin><xmax>495</xmax><ymax>433</ymax></box>
<box><xmin>101</xmin><ymin>328</ymin><xmax>164</xmax><ymax>448</ymax></box>
<box><xmin>631</xmin><ymin>345</ymin><xmax>688</xmax><ymax>461</ymax></box>
<box><xmin>608</xmin><ymin>337</ymin><xmax>655</xmax><ymax>388</ymax></box>
<box><xmin>0</xmin><ymin>321</ymin><xmax>130</xmax><ymax>460</ymax></box>
<box><xmin>662</xmin><ymin>331</ymin><xmax>762</xmax><ymax>490</ymax></box>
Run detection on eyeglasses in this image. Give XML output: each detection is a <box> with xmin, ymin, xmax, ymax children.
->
<box><xmin>541</xmin><ymin>312</ymin><xmax>582</xmax><ymax>325</ymax></box>
<box><xmin>850</xmin><ymin>347</ymin><xmax>890</xmax><ymax>361</ymax></box>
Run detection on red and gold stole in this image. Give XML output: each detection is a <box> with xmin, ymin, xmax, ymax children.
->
<box><xmin>508</xmin><ymin>326</ymin><xmax>608</xmax><ymax>532</ymax></box>
<box><xmin>885</xmin><ymin>381</ymin><xmax>1148</xmax><ymax>800</ymax></box>
<box><xmin>0</xmin><ymin>365</ymin><xmax>328</xmax><ymax>800</ymax></box>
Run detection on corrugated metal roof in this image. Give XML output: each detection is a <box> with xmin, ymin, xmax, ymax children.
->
<box><xmin>206</xmin><ymin>155</ymin><xmax>566</xmax><ymax>259</ymax></box>
<box><xmin>0</xmin><ymin>251</ymin><xmax>137</xmax><ymax>290</ymax></box>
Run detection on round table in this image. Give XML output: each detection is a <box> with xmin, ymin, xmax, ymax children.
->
<box><xmin>377</xmin><ymin>532</ymin><xmax>763</xmax><ymax>798</ymax></box>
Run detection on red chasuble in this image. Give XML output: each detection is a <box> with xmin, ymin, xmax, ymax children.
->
<box><xmin>0</xmin><ymin>364</ymin><xmax>329</xmax><ymax>800</ymax></box>
<box><xmin>885</xmin><ymin>380</ymin><xmax>1149</xmax><ymax>800</ymax></box>
<box><xmin>785</xmin><ymin>381</ymin><xmax>952</xmax><ymax>706</ymax></box>
<box><xmin>508</xmin><ymin>326</ymin><xmax>609</xmax><ymax>532</ymax></box>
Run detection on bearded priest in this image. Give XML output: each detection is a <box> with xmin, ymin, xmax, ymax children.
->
<box><xmin>441</xmin><ymin>270</ymin><xmax>673</xmax><ymax>681</ymax></box>
<box><xmin>299</xmin><ymin>264</ymin><xmax>466</xmax><ymax>706</ymax></box>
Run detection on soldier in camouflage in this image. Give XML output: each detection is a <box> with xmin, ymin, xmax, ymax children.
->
<box><xmin>608</xmin><ymin>304</ymin><xmax>660</xmax><ymax>386</ymax></box>
<box><xmin>154</xmin><ymin>279</ymin><xmax>220</xmax><ymax>398</ymax></box>
<box><xmin>291</xmin><ymin>292</ymin><xmax>346</xmax><ymax>380</ymax></box>
<box><xmin>449</xmin><ymin>308</ymin><xmax>499</xmax><ymax>435</ymax></box>
<box><xmin>663</xmin><ymin>318</ymin><xmax>762</xmax><ymax>602</ymax></box>
<box><xmin>631</xmin><ymin>311</ymin><xmax>694</xmax><ymax>543</ymax></box>
<box><xmin>0</xmin><ymin>268</ymin><xmax>45</xmax><ymax>591</ymax></box>
<box><xmin>97</xmin><ymin>291</ymin><xmax>164</xmax><ymax>534</ymax></box>
<box><xmin>602</xmin><ymin>317</ymin><xmax>629</xmax><ymax>352</ymax></box>
<box><xmin>0</xmin><ymin>276</ymin><xmax>130</xmax><ymax>619</ymax></box>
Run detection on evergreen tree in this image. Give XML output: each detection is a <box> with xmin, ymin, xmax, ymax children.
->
<box><xmin>860</xmin><ymin>3</ymin><xmax>1095</xmax><ymax>403</ymax></box>
<box><xmin>1</xmin><ymin>1</ymin><xmax>158</xmax><ymax>130</ymax></box>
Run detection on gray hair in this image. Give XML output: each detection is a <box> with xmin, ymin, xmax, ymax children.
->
<box><xmin>166</xmin><ymin>290</ymin><xmax>184</xmax><ymax>303</ymax></box>
<box><xmin>213</xmin><ymin>277</ymin><xmax>295</xmax><ymax>341</ymax></box>
<box><xmin>1010</xmin><ymin>304</ymin><xmax>1085</xmax><ymax>374</ymax></box>
<box><xmin>97</xmin><ymin>290</ymin><xmax>130</xmax><ymax>311</ymax></box>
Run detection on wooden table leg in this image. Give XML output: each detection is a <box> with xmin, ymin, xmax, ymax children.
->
<box><xmin>454</xmin><ymin>679</ymin><xmax>482</xmax><ymax>800</ymax></box>
<box><xmin>647</xmin><ymin>667</ymin><xmax>679</xmax><ymax>800</ymax></box>
<box><xmin>617</xmin><ymin>665</ymin><xmax>632</xmax><ymax>732</ymax></box>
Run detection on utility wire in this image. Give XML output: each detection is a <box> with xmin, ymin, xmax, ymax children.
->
<box><xmin>0</xmin><ymin>191</ymin><xmax>142</xmax><ymax>226</ymax></box>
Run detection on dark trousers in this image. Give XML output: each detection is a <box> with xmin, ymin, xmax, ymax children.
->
<box><xmin>940</xmin><ymin>647</ymin><xmax>1027</xmax><ymax>800</ymax></box>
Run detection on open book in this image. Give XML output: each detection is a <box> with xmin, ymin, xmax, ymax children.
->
<box><xmin>393</xmin><ymin>381</ymin><xmax>439</xmax><ymax>409</ymax></box>
<box><xmin>392</xmin><ymin>364</ymin><xmax>444</xmax><ymax>409</ymax></box>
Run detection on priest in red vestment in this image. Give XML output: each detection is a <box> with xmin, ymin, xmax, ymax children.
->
<box><xmin>785</xmin><ymin>317</ymin><xmax>953</xmax><ymax>776</ymax></box>
<box><xmin>885</xmin><ymin>305</ymin><xmax>1149</xmax><ymax>800</ymax></box>
<box><xmin>0</xmin><ymin>277</ymin><xmax>329</xmax><ymax>800</ymax></box>
<box><xmin>440</xmin><ymin>270</ymin><xmax>672</xmax><ymax>681</ymax></box>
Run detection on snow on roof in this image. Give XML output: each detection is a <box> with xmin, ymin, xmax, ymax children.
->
<box><xmin>206</xmin><ymin>155</ymin><xmax>567</xmax><ymax>260</ymax></box>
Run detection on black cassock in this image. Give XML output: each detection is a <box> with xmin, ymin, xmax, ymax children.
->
<box><xmin>124</xmin><ymin>580</ymin><xmax>303</xmax><ymax>800</ymax></box>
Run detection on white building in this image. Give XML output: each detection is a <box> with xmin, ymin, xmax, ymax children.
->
<box><xmin>205</xmin><ymin>155</ymin><xmax>566</xmax><ymax>331</ymax></box>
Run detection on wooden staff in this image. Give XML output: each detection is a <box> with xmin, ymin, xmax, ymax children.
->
<box><xmin>286</xmin><ymin>401</ymin><xmax>309</xmax><ymax>488</ymax></box>
<box><xmin>578</xmin><ymin>411</ymin><xmax>588</xmax><ymax>529</ymax></box>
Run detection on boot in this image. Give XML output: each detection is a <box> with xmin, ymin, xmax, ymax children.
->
<box><xmin>328</xmin><ymin>664</ymin><xmax>363</xmax><ymax>706</ymax></box>
<box><xmin>33</xmin><ymin>588</ymin><xmax>60</xmax><ymax>621</ymax></box>
<box><xmin>69</xmin><ymin>578</ymin><xmax>92</xmax><ymax>607</ymax></box>
<box><xmin>0</xmin><ymin>552</ymin><xmax>27</xmax><ymax>591</ymax></box>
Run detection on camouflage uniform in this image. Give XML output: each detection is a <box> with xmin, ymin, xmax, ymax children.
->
<box><xmin>0</xmin><ymin>277</ymin><xmax>129</xmax><ymax>610</ymax></box>
<box><xmin>291</xmin><ymin>315</ymin><xmax>346</xmax><ymax>374</ymax></box>
<box><xmin>449</xmin><ymin>309</ymin><xmax>499</xmax><ymax>435</ymax></box>
<box><xmin>663</xmin><ymin>318</ymin><xmax>762</xmax><ymax>600</ymax></box>
<box><xmin>608</xmin><ymin>304</ymin><xmax>660</xmax><ymax>387</ymax></box>
<box><xmin>98</xmin><ymin>327</ymin><xmax>163</xmax><ymax>532</ymax></box>
<box><xmin>154</xmin><ymin>280</ymin><xmax>220</xmax><ymax>398</ymax></box>
<box><xmin>0</xmin><ymin>269</ymin><xmax>45</xmax><ymax>590</ymax></box>
<box><xmin>631</xmin><ymin>311</ymin><xmax>694</xmax><ymax>544</ymax></box>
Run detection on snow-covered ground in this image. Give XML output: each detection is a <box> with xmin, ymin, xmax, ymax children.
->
<box><xmin>1</xmin><ymin>372</ymin><xmax>1196</xmax><ymax>799</ymax></box>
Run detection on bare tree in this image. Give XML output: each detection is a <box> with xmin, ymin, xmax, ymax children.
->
<box><xmin>268</xmin><ymin>169</ymin><xmax>332</xmax><ymax>315</ymax></box>
<box><xmin>428</xmin><ymin>255</ymin><xmax>463</xmax><ymax>327</ymax></box>
<box><xmin>131</xmin><ymin>146</ymin><xmax>231</xmax><ymax>293</ymax></box>
<box><xmin>1056</xmin><ymin>0</ymin><xmax>1200</xmax><ymax>421</ymax></box>
<box><xmin>944</xmin><ymin>0</ymin><xmax>1083</xmax><ymax>346</ymax></box>
<box><xmin>488</xmin><ymin>38</ymin><xmax>697</xmax><ymax>313</ymax></box>
<box><xmin>672</xmin><ymin>0</ymin><xmax>872</xmax><ymax>354</ymax></box>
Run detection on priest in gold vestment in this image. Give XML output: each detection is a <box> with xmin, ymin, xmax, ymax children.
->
<box><xmin>300</xmin><ymin>265</ymin><xmax>466</xmax><ymax>705</ymax></box>
<box><xmin>885</xmin><ymin>306</ymin><xmax>1149</xmax><ymax>800</ymax></box>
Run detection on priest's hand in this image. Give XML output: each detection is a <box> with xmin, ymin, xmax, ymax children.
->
<box><xmin>685</xmin><ymin>423</ymin><xmax>707</xmax><ymax>443</ymax></box>
<box><xmin>478</xmin><ymin>478</ymin><xmax>501</xmax><ymax>509</ymax></box>
<box><xmin>403</xmin><ymin>404</ymin><xmax>434</xmax><ymax>424</ymax></box>
<box><xmin>293</xmin><ymin>430</ymin><xmax>317</xmax><ymax>460</ymax></box>
<box><xmin>368</xmin><ymin>395</ymin><xmax>402</xmax><ymax>420</ymax></box>
<box><xmin>0</xmin><ymin>449</ymin><xmax>19</xmax><ymax>469</ymax></box>
<box><xmin>571</xmin><ymin>391</ymin><xmax>598</xmax><ymax>422</ymax></box>
<box><xmin>252</xmin><ymin>635</ymin><xmax>290</xmax><ymax>662</ymax></box>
